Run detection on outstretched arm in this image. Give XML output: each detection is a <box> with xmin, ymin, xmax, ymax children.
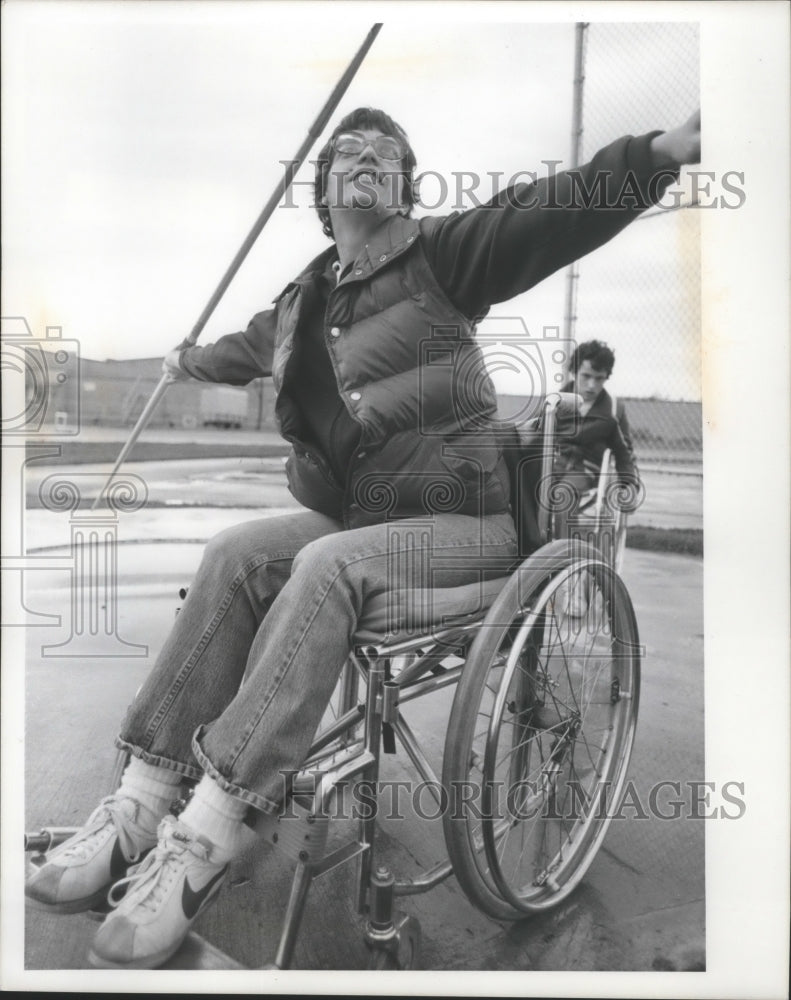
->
<box><xmin>424</xmin><ymin>111</ymin><xmax>702</xmax><ymax>320</ymax></box>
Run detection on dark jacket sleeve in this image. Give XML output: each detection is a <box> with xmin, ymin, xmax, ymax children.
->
<box><xmin>423</xmin><ymin>132</ymin><xmax>678</xmax><ymax>319</ymax></box>
<box><xmin>178</xmin><ymin>309</ymin><xmax>276</xmax><ymax>385</ymax></box>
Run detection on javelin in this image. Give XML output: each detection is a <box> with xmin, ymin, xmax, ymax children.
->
<box><xmin>92</xmin><ymin>23</ymin><xmax>383</xmax><ymax>510</ymax></box>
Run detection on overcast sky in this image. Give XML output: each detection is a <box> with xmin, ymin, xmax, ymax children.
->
<box><xmin>1</xmin><ymin>4</ymin><xmax>703</xmax><ymax>399</ymax></box>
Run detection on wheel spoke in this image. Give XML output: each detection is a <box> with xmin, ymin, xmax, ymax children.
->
<box><xmin>443</xmin><ymin>552</ymin><xmax>639</xmax><ymax>918</ymax></box>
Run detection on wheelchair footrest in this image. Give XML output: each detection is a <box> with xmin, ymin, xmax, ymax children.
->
<box><xmin>257</xmin><ymin>798</ymin><xmax>331</xmax><ymax>865</ymax></box>
<box><xmin>25</xmin><ymin>827</ymin><xmax>79</xmax><ymax>854</ymax></box>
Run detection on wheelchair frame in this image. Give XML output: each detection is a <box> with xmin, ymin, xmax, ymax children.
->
<box><xmin>25</xmin><ymin>395</ymin><xmax>640</xmax><ymax>971</ymax></box>
<box><xmin>593</xmin><ymin>447</ymin><xmax>629</xmax><ymax>573</ymax></box>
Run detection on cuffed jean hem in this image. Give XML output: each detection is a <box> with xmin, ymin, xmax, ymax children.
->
<box><xmin>192</xmin><ymin>724</ymin><xmax>282</xmax><ymax>815</ymax></box>
<box><xmin>114</xmin><ymin>735</ymin><xmax>204</xmax><ymax>783</ymax></box>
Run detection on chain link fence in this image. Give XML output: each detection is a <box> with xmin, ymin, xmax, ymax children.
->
<box><xmin>570</xmin><ymin>22</ymin><xmax>701</xmax><ymax>467</ymax></box>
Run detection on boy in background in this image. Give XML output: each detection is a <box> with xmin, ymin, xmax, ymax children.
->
<box><xmin>554</xmin><ymin>339</ymin><xmax>642</xmax><ymax>534</ymax></box>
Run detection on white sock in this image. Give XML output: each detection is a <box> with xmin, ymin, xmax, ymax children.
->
<box><xmin>117</xmin><ymin>756</ymin><xmax>182</xmax><ymax>829</ymax></box>
<box><xmin>179</xmin><ymin>775</ymin><xmax>250</xmax><ymax>864</ymax></box>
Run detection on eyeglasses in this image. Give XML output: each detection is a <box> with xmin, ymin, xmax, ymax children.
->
<box><xmin>332</xmin><ymin>131</ymin><xmax>406</xmax><ymax>161</ymax></box>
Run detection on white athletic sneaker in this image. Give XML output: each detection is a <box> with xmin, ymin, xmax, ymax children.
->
<box><xmin>87</xmin><ymin>815</ymin><xmax>228</xmax><ymax>969</ymax></box>
<box><xmin>25</xmin><ymin>796</ymin><xmax>158</xmax><ymax>914</ymax></box>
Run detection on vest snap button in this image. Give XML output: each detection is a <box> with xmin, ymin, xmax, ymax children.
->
<box><xmin>379</xmin><ymin>254</ymin><xmax>387</xmax><ymax>262</ymax></box>
<box><xmin>407</xmin><ymin>235</ymin><xmax>414</xmax><ymax>242</ymax></box>
<box><xmin>350</xmin><ymin>391</ymin><xmax>362</xmax><ymax>401</ymax></box>
<box><xmin>330</xmin><ymin>327</ymin><xmax>340</xmax><ymax>337</ymax></box>
<box><xmin>355</xmin><ymin>268</ymin><xmax>362</xmax><ymax>275</ymax></box>
<box><xmin>357</xmin><ymin>451</ymin><xmax>366</xmax><ymax>460</ymax></box>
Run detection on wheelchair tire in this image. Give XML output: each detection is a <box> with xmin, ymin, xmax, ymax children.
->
<box><xmin>442</xmin><ymin>539</ymin><xmax>640</xmax><ymax>920</ymax></box>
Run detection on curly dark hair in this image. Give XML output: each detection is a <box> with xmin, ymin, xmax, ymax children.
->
<box><xmin>314</xmin><ymin>107</ymin><xmax>418</xmax><ymax>239</ymax></box>
<box><xmin>569</xmin><ymin>339</ymin><xmax>616</xmax><ymax>377</ymax></box>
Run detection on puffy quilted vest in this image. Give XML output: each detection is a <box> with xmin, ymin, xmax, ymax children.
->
<box><xmin>272</xmin><ymin>214</ymin><xmax>511</xmax><ymax>528</ymax></box>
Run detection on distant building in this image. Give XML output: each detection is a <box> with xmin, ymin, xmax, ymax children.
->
<box><xmin>31</xmin><ymin>352</ymin><xmax>274</xmax><ymax>431</ymax></box>
<box><xmin>25</xmin><ymin>350</ymin><xmax>701</xmax><ymax>463</ymax></box>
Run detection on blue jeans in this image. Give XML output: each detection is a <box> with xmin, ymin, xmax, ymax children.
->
<box><xmin>117</xmin><ymin>510</ymin><xmax>518</xmax><ymax>813</ymax></box>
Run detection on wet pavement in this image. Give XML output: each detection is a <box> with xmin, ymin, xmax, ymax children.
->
<box><xmin>12</xmin><ymin>443</ymin><xmax>707</xmax><ymax>981</ymax></box>
<box><xmin>20</xmin><ymin>504</ymin><xmax>704</xmax><ymax>976</ymax></box>
<box><xmin>22</xmin><ymin>451</ymin><xmax>702</xmax><ymax>531</ymax></box>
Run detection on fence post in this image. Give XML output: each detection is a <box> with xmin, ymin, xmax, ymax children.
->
<box><xmin>563</xmin><ymin>21</ymin><xmax>588</xmax><ymax>345</ymax></box>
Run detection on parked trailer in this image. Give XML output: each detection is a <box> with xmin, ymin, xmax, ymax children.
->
<box><xmin>200</xmin><ymin>386</ymin><xmax>248</xmax><ymax>429</ymax></box>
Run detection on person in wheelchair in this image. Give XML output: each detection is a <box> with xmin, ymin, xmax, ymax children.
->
<box><xmin>553</xmin><ymin>339</ymin><xmax>642</xmax><ymax>533</ymax></box>
<box><xmin>25</xmin><ymin>105</ymin><xmax>700</xmax><ymax>969</ymax></box>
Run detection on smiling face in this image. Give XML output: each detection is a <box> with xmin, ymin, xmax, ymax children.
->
<box><xmin>324</xmin><ymin>128</ymin><xmax>407</xmax><ymax>223</ymax></box>
<box><xmin>314</xmin><ymin>109</ymin><xmax>417</xmax><ymax>239</ymax></box>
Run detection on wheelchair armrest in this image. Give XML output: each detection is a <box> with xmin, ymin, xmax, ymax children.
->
<box><xmin>553</xmin><ymin>391</ymin><xmax>584</xmax><ymax>419</ymax></box>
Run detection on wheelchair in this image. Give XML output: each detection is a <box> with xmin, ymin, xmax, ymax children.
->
<box><xmin>551</xmin><ymin>446</ymin><xmax>632</xmax><ymax>574</ymax></box>
<box><xmin>25</xmin><ymin>394</ymin><xmax>641</xmax><ymax>971</ymax></box>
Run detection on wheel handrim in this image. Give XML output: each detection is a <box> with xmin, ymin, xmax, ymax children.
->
<box><xmin>471</xmin><ymin>558</ymin><xmax>639</xmax><ymax>911</ymax></box>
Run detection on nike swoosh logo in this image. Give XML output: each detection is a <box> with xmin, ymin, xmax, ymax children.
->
<box><xmin>110</xmin><ymin>838</ymin><xmax>131</xmax><ymax>879</ymax></box>
<box><xmin>110</xmin><ymin>839</ymin><xmax>152</xmax><ymax>882</ymax></box>
<box><xmin>182</xmin><ymin>866</ymin><xmax>227</xmax><ymax>920</ymax></box>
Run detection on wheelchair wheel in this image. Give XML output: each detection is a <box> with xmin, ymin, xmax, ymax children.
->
<box><xmin>442</xmin><ymin>539</ymin><xmax>640</xmax><ymax>920</ymax></box>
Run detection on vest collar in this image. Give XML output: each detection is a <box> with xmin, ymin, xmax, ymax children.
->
<box><xmin>290</xmin><ymin>215</ymin><xmax>421</xmax><ymax>289</ymax></box>
<box><xmin>346</xmin><ymin>214</ymin><xmax>421</xmax><ymax>282</ymax></box>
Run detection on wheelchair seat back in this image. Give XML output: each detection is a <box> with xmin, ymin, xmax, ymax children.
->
<box><xmin>354</xmin><ymin>394</ymin><xmax>582</xmax><ymax>644</ymax></box>
<box><xmin>498</xmin><ymin>391</ymin><xmax>582</xmax><ymax>557</ymax></box>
